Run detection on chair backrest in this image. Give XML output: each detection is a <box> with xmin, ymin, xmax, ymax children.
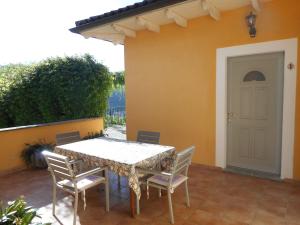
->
<box><xmin>137</xmin><ymin>130</ymin><xmax>160</xmax><ymax>144</ymax></box>
<box><xmin>169</xmin><ymin>146</ymin><xmax>195</xmax><ymax>185</ymax></box>
<box><xmin>43</xmin><ymin>151</ymin><xmax>74</xmax><ymax>182</ymax></box>
<box><xmin>56</xmin><ymin>131</ymin><xmax>80</xmax><ymax>146</ymax></box>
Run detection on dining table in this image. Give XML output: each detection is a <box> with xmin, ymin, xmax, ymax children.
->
<box><xmin>54</xmin><ymin>137</ymin><xmax>175</xmax><ymax>216</ymax></box>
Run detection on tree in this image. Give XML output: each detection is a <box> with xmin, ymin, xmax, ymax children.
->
<box><xmin>112</xmin><ymin>71</ymin><xmax>125</xmax><ymax>88</ymax></box>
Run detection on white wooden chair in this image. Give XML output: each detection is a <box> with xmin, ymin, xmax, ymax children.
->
<box><xmin>56</xmin><ymin>131</ymin><xmax>81</xmax><ymax>146</ymax></box>
<box><xmin>43</xmin><ymin>151</ymin><xmax>109</xmax><ymax>225</ymax></box>
<box><xmin>136</xmin><ymin>146</ymin><xmax>195</xmax><ymax>224</ymax></box>
<box><xmin>118</xmin><ymin>130</ymin><xmax>161</xmax><ymax>187</ymax></box>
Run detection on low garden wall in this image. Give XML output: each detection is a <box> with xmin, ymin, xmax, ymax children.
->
<box><xmin>0</xmin><ymin>118</ymin><xmax>104</xmax><ymax>175</ymax></box>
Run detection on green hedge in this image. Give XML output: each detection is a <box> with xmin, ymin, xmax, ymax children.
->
<box><xmin>0</xmin><ymin>55</ymin><xmax>112</xmax><ymax>128</ymax></box>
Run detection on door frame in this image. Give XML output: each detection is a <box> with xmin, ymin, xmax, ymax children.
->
<box><xmin>216</xmin><ymin>38</ymin><xmax>298</xmax><ymax>179</ymax></box>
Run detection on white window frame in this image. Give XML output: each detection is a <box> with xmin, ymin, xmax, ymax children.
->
<box><xmin>216</xmin><ymin>38</ymin><xmax>298</xmax><ymax>179</ymax></box>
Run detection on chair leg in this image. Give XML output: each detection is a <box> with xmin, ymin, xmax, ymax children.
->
<box><xmin>73</xmin><ymin>191</ymin><xmax>79</xmax><ymax>225</ymax></box>
<box><xmin>167</xmin><ymin>190</ymin><xmax>174</xmax><ymax>224</ymax></box>
<box><xmin>136</xmin><ymin>193</ymin><xmax>140</xmax><ymax>215</ymax></box>
<box><xmin>81</xmin><ymin>190</ymin><xmax>86</xmax><ymax>210</ymax></box>
<box><xmin>185</xmin><ymin>180</ymin><xmax>190</xmax><ymax>207</ymax></box>
<box><xmin>105</xmin><ymin>181</ymin><xmax>110</xmax><ymax>212</ymax></box>
<box><xmin>158</xmin><ymin>188</ymin><xmax>162</xmax><ymax>198</ymax></box>
<box><xmin>52</xmin><ymin>184</ymin><xmax>57</xmax><ymax>216</ymax></box>
<box><xmin>118</xmin><ymin>175</ymin><xmax>121</xmax><ymax>189</ymax></box>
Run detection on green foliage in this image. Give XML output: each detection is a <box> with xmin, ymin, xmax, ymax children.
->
<box><xmin>0</xmin><ymin>64</ymin><xmax>36</xmax><ymax>127</ymax></box>
<box><xmin>21</xmin><ymin>141</ymin><xmax>54</xmax><ymax>169</ymax></box>
<box><xmin>111</xmin><ymin>71</ymin><xmax>124</xmax><ymax>88</ymax></box>
<box><xmin>105</xmin><ymin>115</ymin><xmax>126</xmax><ymax>127</ymax></box>
<box><xmin>82</xmin><ymin>130</ymin><xmax>104</xmax><ymax>140</ymax></box>
<box><xmin>0</xmin><ymin>55</ymin><xmax>112</xmax><ymax>128</ymax></box>
<box><xmin>0</xmin><ymin>197</ymin><xmax>51</xmax><ymax>225</ymax></box>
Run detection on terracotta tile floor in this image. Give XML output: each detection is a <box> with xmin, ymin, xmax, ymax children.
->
<box><xmin>1</xmin><ymin>165</ymin><xmax>300</xmax><ymax>225</ymax></box>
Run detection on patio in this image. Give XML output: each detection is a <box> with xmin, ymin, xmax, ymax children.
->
<box><xmin>1</xmin><ymin>165</ymin><xmax>300</xmax><ymax>225</ymax></box>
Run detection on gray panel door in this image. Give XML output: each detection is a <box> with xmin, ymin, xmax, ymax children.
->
<box><xmin>227</xmin><ymin>52</ymin><xmax>284</xmax><ymax>175</ymax></box>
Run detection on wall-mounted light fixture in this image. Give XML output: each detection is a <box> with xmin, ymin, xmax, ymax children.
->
<box><xmin>245</xmin><ymin>12</ymin><xmax>257</xmax><ymax>38</ymax></box>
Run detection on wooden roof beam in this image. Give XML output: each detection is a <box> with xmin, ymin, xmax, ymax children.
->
<box><xmin>136</xmin><ymin>16</ymin><xmax>160</xmax><ymax>33</ymax></box>
<box><xmin>201</xmin><ymin>0</ymin><xmax>220</xmax><ymax>21</ymax></box>
<box><xmin>97</xmin><ymin>34</ymin><xmax>125</xmax><ymax>45</ymax></box>
<box><xmin>112</xmin><ymin>24</ymin><xmax>136</xmax><ymax>38</ymax></box>
<box><xmin>81</xmin><ymin>31</ymin><xmax>125</xmax><ymax>44</ymax></box>
<box><xmin>251</xmin><ymin>0</ymin><xmax>261</xmax><ymax>12</ymax></box>
<box><xmin>166</xmin><ymin>9</ymin><xmax>187</xmax><ymax>28</ymax></box>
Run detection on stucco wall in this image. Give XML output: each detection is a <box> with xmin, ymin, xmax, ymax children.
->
<box><xmin>0</xmin><ymin>118</ymin><xmax>104</xmax><ymax>174</ymax></box>
<box><xmin>124</xmin><ymin>0</ymin><xmax>300</xmax><ymax>179</ymax></box>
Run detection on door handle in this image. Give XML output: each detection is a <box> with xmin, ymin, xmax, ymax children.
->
<box><xmin>227</xmin><ymin>112</ymin><xmax>234</xmax><ymax>119</ymax></box>
<box><xmin>227</xmin><ymin>112</ymin><xmax>234</xmax><ymax>123</ymax></box>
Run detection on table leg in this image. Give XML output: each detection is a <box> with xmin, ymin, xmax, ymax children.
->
<box><xmin>130</xmin><ymin>188</ymin><xmax>136</xmax><ymax>217</ymax></box>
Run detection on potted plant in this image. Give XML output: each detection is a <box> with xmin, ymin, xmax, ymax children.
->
<box><xmin>0</xmin><ymin>196</ymin><xmax>51</xmax><ymax>225</ymax></box>
<box><xmin>21</xmin><ymin>141</ymin><xmax>54</xmax><ymax>169</ymax></box>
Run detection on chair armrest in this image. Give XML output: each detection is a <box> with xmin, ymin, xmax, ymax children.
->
<box><xmin>75</xmin><ymin>167</ymin><xmax>107</xmax><ymax>181</ymax></box>
<box><xmin>136</xmin><ymin>168</ymin><xmax>172</xmax><ymax>177</ymax></box>
<box><xmin>69</xmin><ymin>159</ymin><xmax>83</xmax><ymax>165</ymax></box>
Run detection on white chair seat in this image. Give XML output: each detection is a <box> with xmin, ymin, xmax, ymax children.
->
<box><xmin>137</xmin><ymin>172</ymin><xmax>153</xmax><ymax>179</ymax></box>
<box><xmin>58</xmin><ymin>175</ymin><xmax>105</xmax><ymax>191</ymax></box>
<box><xmin>136</xmin><ymin>146</ymin><xmax>195</xmax><ymax>224</ymax></box>
<box><xmin>148</xmin><ymin>174</ymin><xmax>188</xmax><ymax>189</ymax></box>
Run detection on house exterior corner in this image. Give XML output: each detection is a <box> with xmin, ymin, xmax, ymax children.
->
<box><xmin>124</xmin><ymin>0</ymin><xmax>300</xmax><ymax>180</ymax></box>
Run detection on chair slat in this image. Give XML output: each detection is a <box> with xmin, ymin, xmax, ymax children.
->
<box><xmin>56</xmin><ymin>131</ymin><xmax>80</xmax><ymax>139</ymax></box>
<box><xmin>174</xmin><ymin>164</ymin><xmax>188</xmax><ymax>176</ymax></box>
<box><xmin>56</xmin><ymin>131</ymin><xmax>80</xmax><ymax>145</ymax></box>
<box><xmin>43</xmin><ymin>151</ymin><xmax>74</xmax><ymax>178</ymax></box>
<box><xmin>177</xmin><ymin>148</ymin><xmax>194</xmax><ymax>159</ymax></box>
<box><xmin>137</xmin><ymin>130</ymin><xmax>160</xmax><ymax>144</ymax></box>
<box><xmin>53</xmin><ymin>170</ymin><xmax>73</xmax><ymax>180</ymax></box>
<box><xmin>47</xmin><ymin>156</ymin><xmax>67</xmax><ymax>165</ymax></box>
<box><xmin>176</xmin><ymin>158</ymin><xmax>191</xmax><ymax>170</ymax></box>
<box><xmin>47</xmin><ymin>158</ymin><xmax>67</xmax><ymax>167</ymax></box>
<box><xmin>49</xmin><ymin>163</ymin><xmax>70</xmax><ymax>173</ymax></box>
<box><xmin>171</xmin><ymin>146</ymin><xmax>195</xmax><ymax>176</ymax></box>
<box><xmin>44</xmin><ymin>151</ymin><xmax>68</xmax><ymax>160</ymax></box>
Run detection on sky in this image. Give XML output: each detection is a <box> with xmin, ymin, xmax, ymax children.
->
<box><xmin>0</xmin><ymin>0</ymin><xmax>142</xmax><ymax>72</ymax></box>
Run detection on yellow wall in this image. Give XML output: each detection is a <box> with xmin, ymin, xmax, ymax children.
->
<box><xmin>0</xmin><ymin>118</ymin><xmax>103</xmax><ymax>174</ymax></box>
<box><xmin>125</xmin><ymin>0</ymin><xmax>300</xmax><ymax>179</ymax></box>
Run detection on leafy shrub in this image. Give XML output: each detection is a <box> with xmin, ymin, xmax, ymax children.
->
<box><xmin>0</xmin><ymin>197</ymin><xmax>50</xmax><ymax>225</ymax></box>
<box><xmin>82</xmin><ymin>130</ymin><xmax>104</xmax><ymax>140</ymax></box>
<box><xmin>21</xmin><ymin>141</ymin><xmax>54</xmax><ymax>169</ymax></box>
<box><xmin>105</xmin><ymin>115</ymin><xmax>126</xmax><ymax>127</ymax></box>
<box><xmin>0</xmin><ymin>64</ymin><xmax>36</xmax><ymax>127</ymax></box>
<box><xmin>0</xmin><ymin>55</ymin><xmax>112</xmax><ymax>128</ymax></box>
<box><xmin>111</xmin><ymin>71</ymin><xmax>125</xmax><ymax>88</ymax></box>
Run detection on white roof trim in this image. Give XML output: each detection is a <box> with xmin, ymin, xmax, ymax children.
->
<box><xmin>165</xmin><ymin>9</ymin><xmax>187</xmax><ymax>27</ymax></box>
<box><xmin>81</xmin><ymin>0</ymin><xmax>270</xmax><ymax>44</ymax></box>
<box><xmin>136</xmin><ymin>16</ymin><xmax>160</xmax><ymax>33</ymax></box>
<box><xmin>201</xmin><ymin>0</ymin><xmax>220</xmax><ymax>20</ymax></box>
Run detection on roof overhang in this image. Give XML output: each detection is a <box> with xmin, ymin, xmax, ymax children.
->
<box><xmin>70</xmin><ymin>0</ymin><xmax>268</xmax><ymax>45</ymax></box>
